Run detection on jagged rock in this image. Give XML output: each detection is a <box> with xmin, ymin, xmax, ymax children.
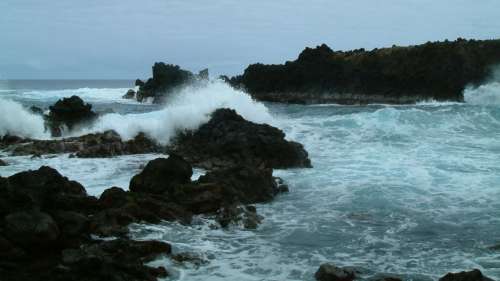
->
<box><xmin>315</xmin><ymin>263</ymin><xmax>356</xmax><ymax>281</ymax></box>
<box><xmin>129</xmin><ymin>154</ymin><xmax>193</xmax><ymax>194</ymax></box>
<box><xmin>133</xmin><ymin>63</ymin><xmax>210</xmax><ymax>103</ymax></box>
<box><xmin>229</xmin><ymin>39</ymin><xmax>500</xmax><ymax>104</ymax></box>
<box><xmin>439</xmin><ymin>269</ymin><xmax>494</xmax><ymax>281</ymax></box>
<box><xmin>2</xmin><ymin>130</ymin><xmax>161</xmax><ymax>158</ymax></box>
<box><xmin>171</xmin><ymin>252</ymin><xmax>208</xmax><ymax>266</ymax></box>
<box><xmin>215</xmin><ymin>204</ymin><xmax>262</xmax><ymax>229</ymax></box>
<box><xmin>171</xmin><ymin>108</ymin><xmax>311</xmax><ymax>169</ymax></box>
<box><xmin>48</xmin><ymin>96</ymin><xmax>97</xmax><ymax>131</ymax></box>
<box><xmin>123</xmin><ymin>89</ymin><xmax>136</xmax><ymax>99</ymax></box>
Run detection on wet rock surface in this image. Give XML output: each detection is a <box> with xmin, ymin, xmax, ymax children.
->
<box><xmin>315</xmin><ymin>263</ymin><xmax>356</xmax><ymax>281</ymax></box>
<box><xmin>439</xmin><ymin>269</ymin><xmax>495</xmax><ymax>281</ymax></box>
<box><xmin>170</xmin><ymin>108</ymin><xmax>312</xmax><ymax>169</ymax></box>
<box><xmin>131</xmin><ymin>62</ymin><xmax>208</xmax><ymax>103</ymax></box>
<box><xmin>0</xmin><ymin>130</ymin><xmax>162</xmax><ymax>158</ymax></box>
<box><xmin>229</xmin><ymin>39</ymin><xmax>500</xmax><ymax>104</ymax></box>
<box><xmin>47</xmin><ymin>96</ymin><xmax>97</xmax><ymax>134</ymax></box>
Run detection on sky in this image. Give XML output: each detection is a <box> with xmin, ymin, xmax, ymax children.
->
<box><xmin>1</xmin><ymin>0</ymin><xmax>500</xmax><ymax>79</ymax></box>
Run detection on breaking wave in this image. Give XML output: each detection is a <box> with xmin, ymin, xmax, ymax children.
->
<box><xmin>0</xmin><ymin>98</ymin><xmax>49</xmax><ymax>139</ymax></box>
<box><xmin>464</xmin><ymin>81</ymin><xmax>500</xmax><ymax>105</ymax></box>
<box><xmin>76</xmin><ymin>81</ymin><xmax>273</xmax><ymax>144</ymax></box>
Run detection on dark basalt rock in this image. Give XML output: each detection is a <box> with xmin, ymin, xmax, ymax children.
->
<box><xmin>48</xmin><ymin>96</ymin><xmax>97</xmax><ymax>132</ymax></box>
<box><xmin>134</xmin><ymin>62</ymin><xmax>209</xmax><ymax>103</ymax></box>
<box><xmin>170</xmin><ymin>108</ymin><xmax>311</xmax><ymax>169</ymax></box>
<box><xmin>123</xmin><ymin>89</ymin><xmax>136</xmax><ymax>99</ymax></box>
<box><xmin>229</xmin><ymin>38</ymin><xmax>500</xmax><ymax>104</ymax></box>
<box><xmin>129</xmin><ymin>154</ymin><xmax>193</xmax><ymax>194</ymax></box>
<box><xmin>1</xmin><ymin>130</ymin><xmax>161</xmax><ymax>158</ymax></box>
<box><xmin>29</xmin><ymin>106</ymin><xmax>44</xmax><ymax>115</ymax></box>
<box><xmin>439</xmin><ymin>269</ymin><xmax>494</xmax><ymax>281</ymax></box>
<box><xmin>315</xmin><ymin>263</ymin><xmax>356</xmax><ymax>281</ymax></box>
<box><xmin>0</xmin><ymin>166</ymin><xmax>173</xmax><ymax>281</ymax></box>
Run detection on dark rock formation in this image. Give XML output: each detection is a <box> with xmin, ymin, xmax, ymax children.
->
<box><xmin>29</xmin><ymin>106</ymin><xmax>44</xmax><ymax>115</ymax></box>
<box><xmin>170</xmin><ymin>108</ymin><xmax>311</xmax><ymax>169</ymax></box>
<box><xmin>1</xmin><ymin>130</ymin><xmax>161</xmax><ymax>158</ymax></box>
<box><xmin>439</xmin><ymin>269</ymin><xmax>494</xmax><ymax>281</ymax></box>
<box><xmin>48</xmin><ymin>96</ymin><xmax>97</xmax><ymax>132</ymax></box>
<box><xmin>0</xmin><ymin>159</ymin><xmax>7</xmax><ymax>166</ymax></box>
<box><xmin>0</xmin><ymin>166</ymin><xmax>171</xmax><ymax>281</ymax></box>
<box><xmin>123</xmin><ymin>89</ymin><xmax>136</xmax><ymax>99</ymax></box>
<box><xmin>130</xmin><ymin>154</ymin><xmax>192</xmax><ymax>194</ymax></box>
<box><xmin>134</xmin><ymin>62</ymin><xmax>208</xmax><ymax>103</ymax></box>
<box><xmin>229</xmin><ymin>38</ymin><xmax>500</xmax><ymax>104</ymax></box>
<box><xmin>315</xmin><ymin>263</ymin><xmax>356</xmax><ymax>281</ymax></box>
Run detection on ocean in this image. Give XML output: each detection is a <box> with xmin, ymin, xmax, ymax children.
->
<box><xmin>0</xmin><ymin>79</ymin><xmax>499</xmax><ymax>280</ymax></box>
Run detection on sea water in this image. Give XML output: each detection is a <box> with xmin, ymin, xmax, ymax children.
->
<box><xmin>0</xmin><ymin>79</ymin><xmax>499</xmax><ymax>280</ymax></box>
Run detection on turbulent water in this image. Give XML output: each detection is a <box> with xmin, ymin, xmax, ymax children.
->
<box><xmin>0</xmin><ymin>80</ymin><xmax>499</xmax><ymax>280</ymax></box>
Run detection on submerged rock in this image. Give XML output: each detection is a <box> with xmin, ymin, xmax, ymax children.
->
<box><xmin>229</xmin><ymin>38</ymin><xmax>500</xmax><ymax>104</ymax></box>
<box><xmin>0</xmin><ymin>159</ymin><xmax>7</xmax><ymax>166</ymax></box>
<box><xmin>315</xmin><ymin>263</ymin><xmax>356</xmax><ymax>281</ymax></box>
<box><xmin>439</xmin><ymin>269</ymin><xmax>494</xmax><ymax>281</ymax></box>
<box><xmin>171</xmin><ymin>108</ymin><xmax>312</xmax><ymax>169</ymax></box>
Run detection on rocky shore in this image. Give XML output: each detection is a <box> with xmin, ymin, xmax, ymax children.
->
<box><xmin>226</xmin><ymin>38</ymin><xmax>500</xmax><ymax>104</ymax></box>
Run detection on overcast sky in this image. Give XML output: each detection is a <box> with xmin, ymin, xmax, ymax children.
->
<box><xmin>2</xmin><ymin>0</ymin><xmax>500</xmax><ymax>79</ymax></box>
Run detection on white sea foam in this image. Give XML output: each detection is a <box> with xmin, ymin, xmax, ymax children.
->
<box><xmin>0</xmin><ymin>98</ymin><xmax>49</xmax><ymax>139</ymax></box>
<box><xmin>76</xmin><ymin>80</ymin><xmax>273</xmax><ymax>144</ymax></box>
<box><xmin>464</xmin><ymin>81</ymin><xmax>500</xmax><ymax>105</ymax></box>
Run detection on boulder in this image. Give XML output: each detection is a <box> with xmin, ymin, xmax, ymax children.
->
<box><xmin>122</xmin><ymin>89</ymin><xmax>136</xmax><ymax>99</ymax></box>
<box><xmin>171</xmin><ymin>108</ymin><xmax>311</xmax><ymax>169</ymax></box>
<box><xmin>48</xmin><ymin>96</ymin><xmax>97</xmax><ymax>132</ymax></box>
<box><xmin>315</xmin><ymin>263</ymin><xmax>356</xmax><ymax>281</ymax></box>
<box><xmin>439</xmin><ymin>269</ymin><xmax>494</xmax><ymax>281</ymax></box>
<box><xmin>4</xmin><ymin>210</ymin><xmax>60</xmax><ymax>248</ymax></box>
<box><xmin>129</xmin><ymin>154</ymin><xmax>193</xmax><ymax>194</ymax></box>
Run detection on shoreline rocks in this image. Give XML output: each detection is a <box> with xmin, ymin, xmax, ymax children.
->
<box><xmin>170</xmin><ymin>108</ymin><xmax>312</xmax><ymax>169</ymax></box>
<box><xmin>228</xmin><ymin>38</ymin><xmax>500</xmax><ymax>104</ymax></box>
<box><xmin>47</xmin><ymin>96</ymin><xmax>97</xmax><ymax>135</ymax></box>
<box><xmin>0</xmin><ymin>130</ymin><xmax>162</xmax><ymax>158</ymax></box>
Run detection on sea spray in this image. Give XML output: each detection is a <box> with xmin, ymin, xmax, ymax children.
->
<box><xmin>464</xmin><ymin>81</ymin><xmax>500</xmax><ymax>105</ymax></box>
<box><xmin>0</xmin><ymin>98</ymin><xmax>49</xmax><ymax>139</ymax></box>
<box><xmin>76</xmin><ymin>80</ymin><xmax>273</xmax><ymax>144</ymax></box>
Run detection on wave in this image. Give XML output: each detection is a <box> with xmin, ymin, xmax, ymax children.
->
<box><xmin>74</xmin><ymin>80</ymin><xmax>273</xmax><ymax>144</ymax></box>
<box><xmin>1</xmin><ymin>87</ymin><xmax>140</xmax><ymax>104</ymax></box>
<box><xmin>0</xmin><ymin>98</ymin><xmax>49</xmax><ymax>139</ymax></box>
<box><xmin>464</xmin><ymin>81</ymin><xmax>500</xmax><ymax>105</ymax></box>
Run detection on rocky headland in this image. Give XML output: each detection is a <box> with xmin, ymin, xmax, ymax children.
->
<box><xmin>227</xmin><ymin>38</ymin><xmax>500</xmax><ymax>104</ymax></box>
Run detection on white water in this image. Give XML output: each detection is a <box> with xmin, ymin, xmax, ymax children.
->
<box><xmin>76</xmin><ymin>81</ymin><xmax>273</xmax><ymax>144</ymax></box>
<box><xmin>0</xmin><ymin>98</ymin><xmax>49</xmax><ymax>139</ymax></box>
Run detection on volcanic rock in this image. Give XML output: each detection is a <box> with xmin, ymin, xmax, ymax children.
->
<box><xmin>439</xmin><ymin>269</ymin><xmax>494</xmax><ymax>281</ymax></box>
<box><xmin>170</xmin><ymin>108</ymin><xmax>311</xmax><ymax>169</ymax></box>
<box><xmin>315</xmin><ymin>263</ymin><xmax>356</xmax><ymax>281</ymax></box>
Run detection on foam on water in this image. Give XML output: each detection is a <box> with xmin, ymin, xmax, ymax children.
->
<box><xmin>465</xmin><ymin>81</ymin><xmax>500</xmax><ymax>105</ymax></box>
<box><xmin>0</xmin><ymin>98</ymin><xmax>49</xmax><ymax>139</ymax></box>
<box><xmin>75</xmin><ymin>80</ymin><xmax>273</xmax><ymax>144</ymax></box>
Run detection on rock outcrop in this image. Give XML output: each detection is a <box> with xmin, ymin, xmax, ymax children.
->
<box><xmin>315</xmin><ymin>263</ymin><xmax>356</xmax><ymax>281</ymax></box>
<box><xmin>131</xmin><ymin>63</ymin><xmax>209</xmax><ymax>103</ymax></box>
<box><xmin>0</xmin><ymin>166</ymin><xmax>170</xmax><ymax>281</ymax></box>
<box><xmin>229</xmin><ymin>38</ymin><xmax>500</xmax><ymax>104</ymax></box>
<box><xmin>47</xmin><ymin>96</ymin><xmax>97</xmax><ymax>134</ymax></box>
<box><xmin>0</xmin><ymin>130</ymin><xmax>161</xmax><ymax>158</ymax></box>
<box><xmin>170</xmin><ymin>108</ymin><xmax>311</xmax><ymax>169</ymax></box>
